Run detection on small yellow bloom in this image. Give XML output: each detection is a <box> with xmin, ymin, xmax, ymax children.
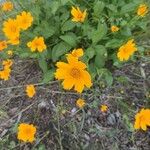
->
<box><xmin>7</xmin><ymin>50</ymin><xmax>13</xmax><ymax>56</ymax></box>
<box><xmin>0</xmin><ymin>68</ymin><xmax>11</xmax><ymax>80</ymax></box>
<box><xmin>17</xmin><ymin>123</ymin><xmax>36</xmax><ymax>143</ymax></box>
<box><xmin>2</xmin><ymin>59</ymin><xmax>13</xmax><ymax>69</ymax></box>
<box><xmin>134</xmin><ymin>108</ymin><xmax>150</xmax><ymax>131</ymax></box>
<box><xmin>55</xmin><ymin>55</ymin><xmax>92</xmax><ymax>93</ymax></box>
<box><xmin>117</xmin><ymin>39</ymin><xmax>137</xmax><ymax>61</ymax></box>
<box><xmin>26</xmin><ymin>85</ymin><xmax>36</xmax><ymax>98</ymax></box>
<box><xmin>0</xmin><ymin>40</ymin><xmax>7</xmax><ymax>51</ymax></box>
<box><xmin>1</xmin><ymin>1</ymin><xmax>13</xmax><ymax>11</ymax></box>
<box><xmin>111</xmin><ymin>25</ymin><xmax>119</xmax><ymax>32</ymax></box>
<box><xmin>8</xmin><ymin>36</ymin><xmax>20</xmax><ymax>45</ymax></box>
<box><xmin>67</xmin><ymin>48</ymin><xmax>84</xmax><ymax>59</ymax></box>
<box><xmin>100</xmin><ymin>105</ymin><xmax>108</xmax><ymax>112</ymax></box>
<box><xmin>27</xmin><ymin>37</ymin><xmax>47</xmax><ymax>52</ymax></box>
<box><xmin>3</xmin><ymin>19</ymin><xmax>20</xmax><ymax>40</ymax></box>
<box><xmin>76</xmin><ymin>98</ymin><xmax>86</xmax><ymax>108</ymax></box>
<box><xmin>137</xmin><ymin>4</ymin><xmax>148</xmax><ymax>17</ymax></box>
<box><xmin>71</xmin><ymin>6</ymin><xmax>87</xmax><ymax>22</ymax></box>
<box><xmin>16</xmin><ymin>11</ymin><xmax>33</xmax><ymax>30</ymax></box>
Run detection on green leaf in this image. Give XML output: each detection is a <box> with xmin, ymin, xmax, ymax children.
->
<box><xmin>60</xmin><ymin>0</ymin><xmax>70</xmax><ymax>5</ymax></box>
<box><xmin>105</xmin><ymin>71</ymin><xmax>113</xmax><ymax>86</ymax></box>
<box><xmin>94</xmin><ymin>45</ymin><xmax>107</xmax><ymax>68</ymax></box>
<box><xmin>51</xmin><ymin>1</ymin><xmax>60</xmax><ymax>15</ymax></box>
<box><xmin>52</xmin><ymin>42</ymin><xmax>71</xmax><ymax>62</ymax></box>
<box><xmin>93</xmin><ymin>1</ymin><xmax>105</xmax><ymax>16</ymax></box>
<box><xmin>60</xmin><ymin>33</ymin><xmax>77</xmax><ymax>47</ymax></box>
<box><xmin>91</xmin><ymin>23</ymin><xmax>107</xmax><ymax>44</ymax></box>
<box><xmin>94</xmin><ymin>45</ymin><xmax>107</xmax><ymax>55</ymax></box>
<box><xmin>34</xmin><ymin>21</ymin><xmax>55</xmax><ymax>38</ymax></box>
<box><xmin>106</xmin><ymin>39</ymin><xmax>123</xmax><ymax>48</ymax></box>
<box><xmin>42</xmin><ymin>69</ymin><xmax>55</xmax><ymax>83</ymax></box>
<box><xmin>121</xmin><ymin>3</ymin><xmax>137</xmax><ymax>13</ymax></box>
<box><xmin>85</xmin><ymin>47</ymin><xmax>95</xmax><ymax>59</ymax></box>
<box><xmin>61</xmin><ymin>20</ymin><xmax>75</xmax><ymax>32</ymax></box>
<box><xmin>38</xmin><ymin>56</ymin><xmax>48</xmax><ymax>73</ymax></box>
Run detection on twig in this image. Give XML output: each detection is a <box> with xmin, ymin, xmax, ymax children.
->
<box><xmin>0</xmin><ymin>81</ymin><xmax>58</xmax><ymax>91</ymax></box>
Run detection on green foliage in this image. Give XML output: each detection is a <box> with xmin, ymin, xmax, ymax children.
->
<box><xmin>0</xmin><ymin>0</ymin><xmax>149</xmax><ymax>86</ymax></box>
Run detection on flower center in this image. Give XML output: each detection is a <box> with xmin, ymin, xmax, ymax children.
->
<box><xmin>25</xmin><ymin>128</ymin><xmax>31</xmax><ymax>135</ymax></box>
<box><xmin>23</xmin><ymin>19</ymin><xmax>28</xmax><ymax>24</ymax></box>
<box><xmin>77</xmin><ymin>13</ymin><xmax>83</xmax><ymax>19</ymax></box>
<box><xmin>11</xmin><ymin>26</ymin><xmax>17</xmax><ymax>33</ymax></box>
<box><xmin>70</xmin><ymin>68</ymin><xmax>81</xmax><ymax>78</ymax></box>
<box><xmin>34</xmin><ymin>41</ymin><xmax>40</xmax><ymax>47</ymax></box>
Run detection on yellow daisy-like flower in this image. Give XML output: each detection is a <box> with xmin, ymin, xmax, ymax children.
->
<box><xmin>7</xmin><ymin>50</ymin><xmax>13</xmax><ymax>56</ymax></box>
<box><xmin>71</xmin><ymin>6</ymin><xmax>87</xmax><ymax>23</ymax></box>
<box><xmin>17</xmin><ymin>123</ymin><xmax>36</xmax><ymax>143</ymax></box>
<box><xmin>137</xmin><ymin>4</ymin><xmax>148</xmax><ymax>17</ymax></box>
<box><xmin>0</xmin><ymin>40</ymin><xmax>7</xmax><ymax>51</ymax></box>
<box><xmin>2</xmin><ymin>59</ymin><xmax>13</xmax><ymax>69</ymax></box>
<box><xmin>1</xmin><ymin>1</ymin><xmax>13</xmax><ymax>11</ymax></box>
<box><xmin>67</xmin><ymin>48</ymin><xmax>84</xmax><ymax>59</ymax></box>
<box><xmin>134</xmin><ymin>108</ymin><xmax>150</xmax><ymax>131</ymax></box>
<box><xmin>26</xmin><ymin>84</ymin><xmax>36</xmax><ymax>98</ymax></box>
<box><xmin>111</xmin><ymin>25</ymin><xmax>119</xmax><ymax>32</ymax></box>
<box><xmin>0</xmin><ymin>68</ymin><xmax>11</xmax><ymax>81</ymax></box>
<box><xmin>8</xmin><ymin>36</ymin><xmax>20</xmax><ymax>45</ymax></box>
<box><xmin>0</xmin><ymin>59</ymin><xmax>13</xmax><ymax>81</ymax></box>
<box><xmin>117</xmin><ymin>39</ymin><xmax>137</xmax><ymax>61</ymax></box>
<box><xmin>27</xmin><ymin>37</ymin><xmax>47</xmax><ymax>52</ymax></box>
<box><xmin>16</xmin><ymin>11</ymin><xmax>33</xmax><ymax>30</ymax></box>
<box><xmin>100</xmin><ymin>105</ymin><xmax>108</xmax><ymax>112</ymax></box>
<box><xmin>55</xmin><ymin>55</ymin><xmax>92</xmax><ymax>93</ymax></box>
<box><xmin>76</xmin><ymin>98</ymin><xmax>86</xmax><ymax>108</ymax></box>
<box><xmin>3</xmin><ymin>18</ymin><xmax>20</xmax><ymax>40</ymax></box>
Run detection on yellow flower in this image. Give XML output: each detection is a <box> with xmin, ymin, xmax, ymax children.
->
<box><xmin>16</xmin><ymin>11</ymin><xmax>33</xmax><ymax>30</ymax></box>
<box><xmin>55</xmin><ymin>55</ymin><xmax>92</xmax><ymax>93</ymax></box>
<box><xmin>137</xmin><ymin>4</ymin><xmax>148</xmax><ymax>17</ymax></box>
<box><xmin>26</xmin><ymin>85</ymin><xmax>36</xmax><ymax>98</ymax></box>
<box><xmin>71</xmin><ymin>6</ymin><xmax>87</xmax><ymax>22</ymax></box>
<box><xmin>3</xmin><ymin>18</ymin><xmax>20</xmax><ymax>40</ymax></box>
<box><xmin>7</xmin><ymin>50</ymin><xmax>13</xmax><ymax>56</ymax></box>
<box><xmin>27</xmin><ymin>37</ymin><xmax>47</xmax><ymax>52</ymax></box>
<box><xmin>117</xmin><ymin>39</ymin><xmax>137</xmax><ymax>61</ymax></box>
<box><xmin>67</xmin><ymin>48</ymin><xmax>84</xmax><ymax>59</ymax></box>
<box><xmin>111</xmin><ymin>25</ymin><xmax>119</xmax><ymax>32</ymax></box>
<box><xmin>1</xmin><ymin>1</ymin><xmax>13</xmax><ymax>11</ymax></box>
<box><xmin>0</xmin><ymin>68</ymin><xmax>11</xmax><ymax>80</ymax></box>
<box><xmin>100</xmin><ymin>105</ymin><xmax>108</xmax><ymax>112</ymax></box>
<box><xmin>0</xmin><ymin>59</ymin><xmax>13</xmax><ymax>81</ymax></box>
<box><xmin>0</xmin><ymin>40</ymin><xmax>7</xmax><ymax>51</ymax></box>
<box><xmin>76</xmin><ymin>98</ymin><xmax>86</xmax><ymax>108</ymax></box>
<box><xmin>17</xmin><ymin>123</ymin><xmax>36</xmax><ymax>143</ymax></box>
<box><xmin>2</xmin><ymin>59</ymin><xmax>13</xmax><ymax>69</ymax></box>
<box><xmin>8</xmin><ymin>36</ymin><xmax>20</xmax><ymax>45</ymax></box>
<box><xmin>134</xmin><ymin>108</ymin><xmax>150</xmax><ymax>131</ymax></box>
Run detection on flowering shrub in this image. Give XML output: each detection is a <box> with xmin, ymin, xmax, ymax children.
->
<box><xmin>0</xmin><ymin>0</ymin><xmax>149</xmax><ymax>88</ymax></box>
<box><xmin>0</xmin><ymin>1</ymin><xmax>150</xmax><ymax>146</ymax></box>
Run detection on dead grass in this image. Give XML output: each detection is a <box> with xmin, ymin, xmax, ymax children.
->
<box><xmin>0</xmin><ymin>52</ymin><xmax>150</xmax><ymax>150</ymax></box>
